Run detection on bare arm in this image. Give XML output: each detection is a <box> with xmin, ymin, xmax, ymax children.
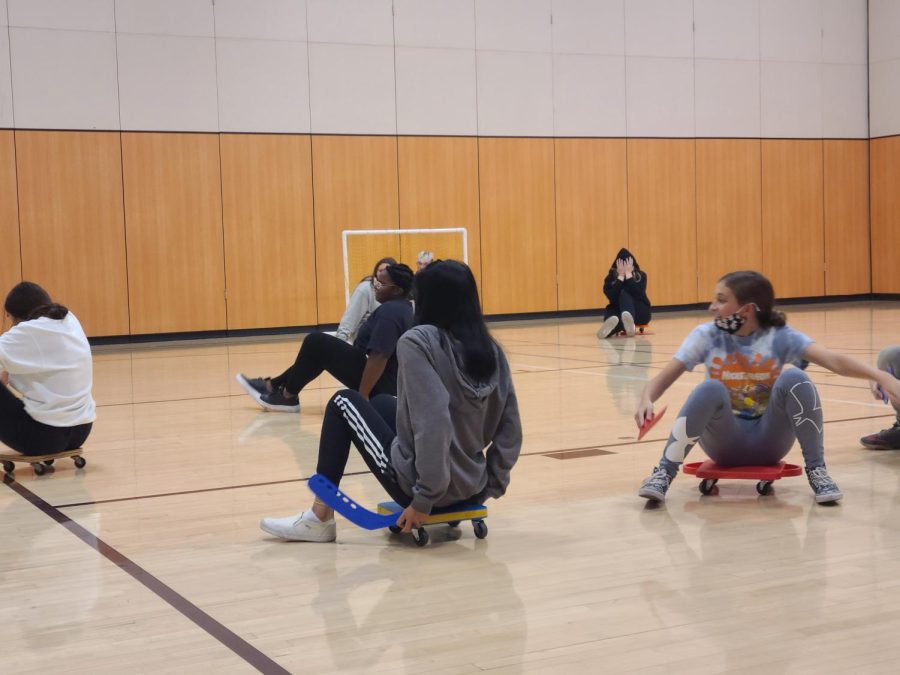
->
<box><xmin>635</xmin><ymin>358</ymin><xmax>687</xmax><ymax>425</ymax></box>
<box><xmin>357</xmin><ymin>352</ymin><xmax>388</xmax><ymax>399</ymax></box>
<box><xmin>804</xmin><ymin>343</ymin><xmax>900</xmax><ymax>405</ymax></box>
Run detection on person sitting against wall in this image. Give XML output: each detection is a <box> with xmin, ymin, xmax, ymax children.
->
<box><xmin>598</xmin><ymin>248</ymin><xmax>651</xmax><ymax>339</ymax></box>
<box><xmin>236</xmin><ymin>264</ymin><xmax>415</xmax><ymax>412</ymax></box>
<box><xmin>333</xmin><ymin>257</ymin><xmax>396</xmax><ymax>343</ymax></box>
<box><xmin>0</xmin><ymin>282</ymin><xmax>95</xmax><ymax>458</ymax></box>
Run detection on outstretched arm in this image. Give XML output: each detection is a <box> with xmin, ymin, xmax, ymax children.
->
<box><xmin>804</xmin><ymin>343</ymin><xmax>900</xmax><ymax>405</ymax></box>
<box><xmin>635</xmin><ymin>358</ymin><xmax>686</xmax><ymax>425</ymax></box>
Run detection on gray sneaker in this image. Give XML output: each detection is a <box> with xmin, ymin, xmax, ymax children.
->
<box><xmin>597</xmin><ymin>316</ymin><xmax>619</xmax><ymax>339</ymax></box>
<box><xmin>805</xmin><ymin>466</ymin><xmax>842</xmax><ymax>503</ymax></box>
<box><xmin>638</xmin><ymin>466</ymin><xmax>672</xmax><ymax>502</ymax></box>
<box><xmin>621</xmin><ymin>311</ymin><xmax>636</xmax><ymax>337</ymax></box>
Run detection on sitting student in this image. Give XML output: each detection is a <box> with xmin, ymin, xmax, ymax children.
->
<box><xmin>237</xmin><ymin>263</ymin><xmax>414</xmax><ymax>412</ymax></box>
<box><xmin>598</xmin><ymin>248</ymin><xmax>651</xmax><ymax>338</ymax></box>
<box><xmin>635</xmin><ymin>271</ymin><xmax>900</xmax><ymax>504</ymax></box>
<box><xmin>860</xmin><ymin>345</ymin><xmax>900</xmax><ymax>449</ymax></box>
<box><xmin>334</xmin><ymin>257</ymin><xmax>396</xmax><ymax>343</ymax></box>
<box><xmin>0</xmin><ymin>282</ymin><xmax>95</xmax><ymax>457</ymax></box>
<box><xmin>259</xmin><ymin>260</ymin><xmax>522</xmax><ymax>542</ymax></box>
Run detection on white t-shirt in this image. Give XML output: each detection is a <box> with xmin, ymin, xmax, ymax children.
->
<box><xmin>0</xmin><ymin>313</ymin><xmax>96</xmax><ymax>427</ymax></box>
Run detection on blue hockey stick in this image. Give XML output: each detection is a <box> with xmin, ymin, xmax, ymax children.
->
<box><xmin>307</xmin><ymin>473</ymin><xmax>399</xmax><ymax>530</ymax></box>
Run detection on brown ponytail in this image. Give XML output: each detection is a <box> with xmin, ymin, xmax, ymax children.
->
<box><xmin>4</xmin><ymin>282</ymin><xmax>69</xmax><ymax>322</ymax></box>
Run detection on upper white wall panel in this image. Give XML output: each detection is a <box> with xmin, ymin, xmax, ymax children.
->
<box><xmin>550</xmin><ymin>0</ymin><xmax>625</xmax><ymax>56</ymax></box>
<box><xmin>213</xmin><ymin>0</ymin><xmax>307</xmax><ymax>42</ymax></box>
<box><xmin>625</xmin><ymin>0</ymin><xmax>693</xmax><ymax>58</ymax></box>
<box><xmin>475</xmin><ymin>0</ymin><xmax>552</xmax><ymax>53</ymax></box>
<box><xmin>394</xmin><ymin>0</ymin><xmax>475</xmax><ymax>49</ymax></box>
<box><xmin>759</xmin><ymin>0</ymin><xmax>821</xmax><ymax>62</ymax></box>
<box><xmin>695</xmin><ymin>59</ymin><xmax>761</xmax><ymax>138</ymax></box>
<box><xmin>822</xmin><ymin>63</ymin><xmax>868</xmax><ymax>138</ymax></box>
<box><xmin>821</xmin><ymin>0</ymin><xmax>867</xmax><ymax>65</ymax></box>
<box><xmin>553</xmin><ymin>53</ymin><xmax>626</xmax><ymax>136</ymax></box>
<box><xmin>10</xmin><ymin>27</ymin><xmax>119</xmax><ymax>129</ymax></box>
<box><xmin>8</xmin><ymin>0</ymin><xmax>115</xmax><ymax>32</ymax></box>
<box><xmin>117</xmin><ymin>34</ymin><xmax>218</xmax><ymax>131</ymax></box>
<box><xmin>869</xmin><ymin>59</ymin><xmax>900</xmax><ymax>137</ymax></box>
<box><xmin>115</xmin><ymin>0</ymin><xmax>214</xmax><ymax>37</ymax></box>
<box><xmin>626</xmin><ymin>56</ymin><xmax>694</xmax><ymax>136</ymax></box>
<box><xmin>476</xmin><ymin>50</ymin><xmax>554</xmax><ymax>135</ymax></box>
<box><xmin>694</xmin><ymin>0</ymin><xmax>759</xmax><ymax>61</ymax></box>
<box><xmin>395</xmin><ymin>46</ymin><xmax>477</xmax><ymax>135</ymax></box>
<box><xmin>0</xmin><ymin>31</ymin><xmax>14</xmax><ymax>126</ymax></box>
<box><xmin>869</xmin><ymin>0</ymin><xmax>900</xmax><ymax>64</ymax></box>
<box><xmin>307</xmin><ymin>0</ymin><xmax>393</xmax><ymax>46</ymax></box>
<box><xmin>761</xmin><ymin>60</ymin><xmax>822</xmax><ymax>137</ymax></box>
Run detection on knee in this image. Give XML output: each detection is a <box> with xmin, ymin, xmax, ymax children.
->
<box><xmin>694</xmin><ymin>379</ymin><xmax>730</xmax><ymax>400</ymax></box>
<box><xmin>775</xmin><ymin>367</ymin><xmax>812</xmax><ymax>389</ymax></box>
<box><xmin>327</xmin><ymin>388</ymin><xmax>363</xmax><ymax>414</ymax></box>
<box><xmin>877</xmin><ymin>345</ymin><xmax>900</xmax><ymax>372</ymax></box>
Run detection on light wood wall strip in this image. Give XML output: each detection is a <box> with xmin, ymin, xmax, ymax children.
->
<box><xmin>220</xmin><ymin>134</ymin><xmax>317</xmax><ymax>329</ymax></box>
<box><xmin>824</xmin><ymin>140</ymin><xmax>870</xmax><ymax>295</ymax></box>
<box><xmin>695</xmin><ymin>139</ymin><xmax>763</xmax><ymax>299</ymax></box>
<box><xmin>311</xmin><ymin>136</ymin><xmax>399</xmax><ymax>323</ymax></box>
<box><xmin>0</xmin><ymin>131</ymin><xmax>20</xmax><ymax>311</ymax></box>
<box><xmin>478</xmin><ymin>138</ymin><xmax>557</xmax><ymax>314</ymax></box>
<box><xmin>15</xmin><ymin>131</ymin><xmax>129</xmax><ymax>337</ymax></box>
<box><xmin>121</xmin><ymin>133</ymin><xmax>226</xmax><ymax>334</ymax></box>
<box><xmin>626</xmin><ymin>139</ymin><xmax>697</xmax><ymax>305</ymax></box>
<box><xmin>761</xmin><ymin>140</ymin><xmax>825</xmax><ymax>298</ymax></box>
<box><xmin>397</xmin><ymin>136</ymin><xmax>481</xmax><ymax>283</ymax></box>
<box><xmin>870</xmin><ymin>136</ymin><xmax>900</xmax><ymax>293</ymax></box>
<box><xmin>555</xmin><ymin>139</ymin><xmax>627</xmax><ymax>311</ymax></box>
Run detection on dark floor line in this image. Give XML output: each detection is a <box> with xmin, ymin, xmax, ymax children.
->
<box><xmin>3</xmin><ymin>475</ymin><xmax>290</xmax><ymax>675</ymax></box>
<box><xmin>53</xmin><ymin>412</ymin><xmax>895</xmax><ymax>509</ymax></box>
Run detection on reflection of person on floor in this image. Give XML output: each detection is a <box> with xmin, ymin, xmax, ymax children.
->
<box><xmin>597</xmin><ymin>338</ymin><xmax>653</xmax><ymax>416</ymax></box>
<box><xmin>335</xmin><ymin>256</ymin><xmax>397</xmax><ymax>343</ymax></box>
<box><xmin>598</xmin><ymin>248</ymin><xmax>651</xmax><ymax>339</ymax></box>
<box><xmin>260</xmin><ymin>260</ymin><xmax>522</xmax><ymax>542</ymax></box>
<box><xmin>860</xmin><ymin>345</ymin><xmax>900</xmax><ymax>450</ymax></box>
<box><xmin>0</xmin><ymin>282</ymin><xmax>95</xmax><ymax>457</ymax></box>
<box><xmin>634</xmin><ymin>271</ymin><xmax>900</xmax><ymax>505</ymax></box>
<box><xmin>236</xmin><ymin>263</ymin><xmax>414</xmax><ymax>412</ymax></box>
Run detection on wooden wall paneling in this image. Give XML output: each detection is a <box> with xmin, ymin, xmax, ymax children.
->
<box><xmin>0</xmin><ymin>131</ymin><xmax>20</xmax><ymax>311</ymax></box>
<box><xmin>695</xmin><ymin>139</ymin><xmax>763</xmax><ymax>300</ymax></box>
<box><xmin>220</xmin><ymin>134</ymin><xmax>317</xmax><ymax>329</ymax></box>
<box><xmin>121</xmin><ymin>133</ymin><xmax>226</xmax><ymax>334</ymax></box>
<box><xmin>311</xmin><ymin>136</ymin><xmax>399</xmax><ymax>323</ymax></box>
<box><xmin>15</xmin><ymin>131</ymin><xmax>129</xmax><ymax>337</ymax></box>
<box><xmin>761</xmin><ymin>140</ymin><xmax>825</xmax><ymax>298</ymax></box>
<box><xmin>824</xmin><ymin>140</ymin><xmax>870</xmax><ymax>295</ymax></box>
<box><xmin>626</xmin><ymin>139</ymin><xmax>697</xmax><ymax>306</ymax></box>
<box><xmin>870</xmin><ymin>136</ymin><xmax>900</xmax><ymax>293</ymax></box>
<box><xmin>397</xmin><ymin>136</ymin><xmax>481</xmax><ymax>284</ymax></box>
<box><xmin>554</xmin><ymin>139</ymin><xmax>627</xmax><ymax>311</ymax></box>
<box><xmin>478</xmin><ymin>138</ymin><xmax>557</xmax><ymax>315</ymax></box>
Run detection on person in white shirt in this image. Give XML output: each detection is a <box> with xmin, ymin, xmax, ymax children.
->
<box><xmin>334</xmin><ymin>257</ymin><xmax>397</xmax><ymax>343</ymax></box>
<box><xmin>0</xmin><ymin>282</ymin><xmax>95</xmax><ymax>456</ymax></box>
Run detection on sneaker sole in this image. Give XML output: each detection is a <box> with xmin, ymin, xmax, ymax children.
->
<box><xmin>259</xmin><ymin>520</ymin><xmax>336</xmax><ymax>542</ymax></box>
<box><xmin>622</xmin><ymin>312</ymin><xmax>636</xmax><ymax>337</ymax></box>
<box><xmin>638</xmin><ymin>487</ymin><xmax>666</xmax><ymax>502</ymax></box>
<box><xmin>257</xmin><ymin>398</ymin><xmax>301</xmax><ymax>413</ymax></box>
<box><xmin>860</xmin><ymin>440</ymin><xmax>900</xmax><ymax>450</ymax></box>
<box><xmin>815</xmin><ymin>491</ymin><xmax>842</xmax><ymax>504</ymax></box>
<box><xmin>597</xmin><ymin>317</ymin><xmax>619</xmax><ymax>340</ymax></box>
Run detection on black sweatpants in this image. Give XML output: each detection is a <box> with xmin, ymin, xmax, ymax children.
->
<box><xmin>315</xmin><ymin>389</ymin><xmax>410</xmax><ymax>507</ymax></box>
<box><xmin>0</xmin><ymin>385</ymin><xmax>92</xmax><ymax>456</ymax></box>
<box><xmin>271</xmin><ymin>332</ymin><xmax>391</xmax><ymax>397</ymax></box>
<box><xmin>604</xmin><ymin>289</ymin><xmax>651</xmax><ymax>331</ymax></box>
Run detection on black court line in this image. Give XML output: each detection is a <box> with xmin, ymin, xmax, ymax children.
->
<box><xmin>3</xmin><ymin>475</ymin><xmax>290</xmax><ymax>675</ymax></box>
<box><xmin>53</xmin><ymin>412</ymin><xmax>896</xmax><ymax>509</ymax></box>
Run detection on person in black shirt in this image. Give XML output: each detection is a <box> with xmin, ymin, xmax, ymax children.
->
<box><xmin>598</xmin><ymin>248</ymin><xmax>651</xmax><ymax>338</ymax></box>
<box><xmin>236</xmin><ymin>264</ymin><xmax>414</xmax><ymax>412</ymax></box>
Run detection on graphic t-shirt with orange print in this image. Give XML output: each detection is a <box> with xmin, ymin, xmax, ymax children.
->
<box><xmin>673</xmin><ymin>324</ymin><xmax>813</xmax><ymax>419</ymax></box>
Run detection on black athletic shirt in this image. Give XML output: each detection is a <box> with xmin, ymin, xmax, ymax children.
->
<box><xmin>353</xmin><ymin>299</ymin><xmax>414</xmax><ymax>394</ymax></box>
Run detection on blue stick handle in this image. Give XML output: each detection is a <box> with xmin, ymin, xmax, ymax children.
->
<box><xmin>307</xmin><ymin>473</ymin><xmax>399</xmax><ymax>530</ymax></box>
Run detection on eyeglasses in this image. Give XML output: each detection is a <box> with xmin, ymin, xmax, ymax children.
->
<box><xmin>372</xmin><ymin>278</ymin><xmax>396</xmax><ymax>290</ymax></box>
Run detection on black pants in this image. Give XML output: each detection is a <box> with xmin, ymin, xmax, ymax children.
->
<box><xmin>0</xmin><ymin>385</ymin><xmax>92</xmax><ymax>456</ymax></box>
<box><xmin>604</xmin><ymin>289</ymin><xmax>651</xmax><ymax>332</ymax></box>
<box><xmin>271</xmin><ymin>332</ymin><xmax>390</xmax><ymax>397</ymax></box>
<box><xmin>315</xmin><ymin>389</ymin><xmax>410</xmax><ymax>507</ymax></box>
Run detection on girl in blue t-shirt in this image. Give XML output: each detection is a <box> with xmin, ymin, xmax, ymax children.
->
<box><xmin>636</xmin><ymin>271</ymin><xmax>900</xmax><ymax>505</ymax></box>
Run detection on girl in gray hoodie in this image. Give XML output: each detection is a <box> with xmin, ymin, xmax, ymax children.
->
<box><xmin>260</xmin><ymin>260</ymin><xmax>522</xmax><ymax>542</ymax></box>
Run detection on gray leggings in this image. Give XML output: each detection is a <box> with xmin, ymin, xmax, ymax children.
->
<box><xmin>659</xmin><ymin>368</ymin><xmax>824</xmax><ymax>476</ymax></box>
<box><xmin>878</xmin><ymin>345</ymin><xmax>900</xmax><ymax>422</ymax></box>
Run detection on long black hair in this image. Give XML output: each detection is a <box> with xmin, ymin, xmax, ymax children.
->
<box><xmin>5</xmin><ymin>281</ymin><xmax>69</xmax><ymax>322</ymax></box>
<box><xmin>413</xmin><ymin>260</ymin><xmax>497</xmax><ymax>381</ymax></box>
<box><xmin>719</xmin><ymin>271</ymin><xmax>787</xmax><ymax>328</ymax></box>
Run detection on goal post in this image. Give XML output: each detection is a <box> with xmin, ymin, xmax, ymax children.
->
<box><xmin>341</xmin><ymin>228</ymin><xmax>468</xmax><ymax>304</ymax></box>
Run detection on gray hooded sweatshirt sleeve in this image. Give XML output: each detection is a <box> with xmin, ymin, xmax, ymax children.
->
<box><xmin>390</xmin><ymin>325</ymin><xmax>522</xmax><ymax>514</ymax></box>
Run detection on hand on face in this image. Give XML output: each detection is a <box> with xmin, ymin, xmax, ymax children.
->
<box><xmin>624</xmin><ymin>257</ymin><xmax>634</xmax><ymax>275</ymax></box>
<box><xmin>615</xmin><ymin>258</ymin><xmax>626</xmax><ymax>277</ymax></box>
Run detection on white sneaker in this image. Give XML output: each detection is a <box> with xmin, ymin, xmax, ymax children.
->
<box><xmin>259</xmin><ymin>510</ymin><xmax>336</xmax><ymax>542</ymax></box>
<box><xmin>597</xmin><ymin>316</ymin><xmax>619</xmax><ymax>339</ymax></box>
<box><xmin>621</xmin><ymin>311</ymin><xmax>636</xmax><ymax>337</ymax></box>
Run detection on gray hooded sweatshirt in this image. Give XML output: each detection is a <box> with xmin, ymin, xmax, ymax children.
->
<box><xmin>390</xmin><ymin>324</ymin><xmax>522</xmax><ymax>514</ymax></box>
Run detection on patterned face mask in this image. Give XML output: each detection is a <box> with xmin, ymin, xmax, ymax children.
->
<box><xmin>714</xmin><ymin>311</ymin><xmax>745</xmax><ymax>334</ymax></box>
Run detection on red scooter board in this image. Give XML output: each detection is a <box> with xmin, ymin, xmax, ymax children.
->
<box><xmin>637</xmin><ymin>405</ymin><xmax>667</xmax><ymax>440</ymax></box>
<box><xmin>683</xmin><ymin>460</ymin><xmax>802</xmax><ymax>495</ymax></box>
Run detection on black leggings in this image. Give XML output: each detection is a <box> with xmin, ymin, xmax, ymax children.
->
<box><xmin>604</xmin><ymin>289</ymin><xmax>651</xmax><ymax>331</ymax></box>
<box><xmin>271</xmin><ymin>332</ymin><xmax>391</xmax><ymax>397</ymax></box>
<box><xmin>315</xmin><ymin>389</ymin><xmax>410</xmax><ymax>507</ymax></box>
<box><xmin>0</xmin><ymin>385</ymin><xmax>92</xmax><ymax>456</ymax></box>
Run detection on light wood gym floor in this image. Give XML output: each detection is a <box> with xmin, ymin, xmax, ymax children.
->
<box><xmin>3</xmin><ymin>301</ymin><xmax>900</xmax><ymax>674</ymax></box>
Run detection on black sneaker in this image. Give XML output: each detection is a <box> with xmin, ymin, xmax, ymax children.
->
<box><xmin>805</xmin><ymin>466</ymin><xmax>842</xmax><ymax>504</ymax></box>
<box><xmin>259</xmin><ymin>387</ymin><xmax>301</xmax><ymax>413</ymax></box>
<box><xmin>236</xmin><ymin>373</ymin><xmax>272</xmax><ymax>401</ymax></box>
<box><xmin>860</xmin><ymin>422</ymin><xmax>900</xmax><ymax>450</ymax></box>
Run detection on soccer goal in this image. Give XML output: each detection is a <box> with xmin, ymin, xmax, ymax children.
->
<box><xmin>341</xmin><ymin>228</ymin><xmax>468</xmax><ymax>303</ymax></box>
